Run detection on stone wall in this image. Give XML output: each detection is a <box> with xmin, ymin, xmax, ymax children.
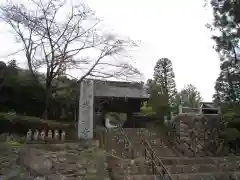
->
<box><xmin>170</xmin><ymin>114</ymin><xmax>226</xmax><ymax>156</ymax></box>
<box><xmin>19</xmin><ymin>141</ymin><xmax>109</xmax><ymax>180</ymax></box>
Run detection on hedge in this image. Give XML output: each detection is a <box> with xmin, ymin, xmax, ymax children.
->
<box><xmin>0</xmin><ymin>112</ymin><xmax>75</xmax><ymax>135</ymax></box>
<box><xmin>221</xmin><ymin>128</ymin><xmax>240</xmax><ymax>141</ymax></box>
<box><xmin>226</xmin><ymin>118</ymin><xmax>240</xmax><ymax>131</ymax></box>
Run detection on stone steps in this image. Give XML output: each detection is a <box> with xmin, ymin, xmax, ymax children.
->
<box><xmin>172</xmin><ymin>172</ymin><xmax>240</xmax><ymax>180</ymax></box>
<box><xmin>107</xmin><ymin>154</ymin><xmax>240</xmax><ymax>179</ymax></box>
<box><xmin>165</xmin><ymin>164</ymin><xmax>219</xmax><ymax>174</ymax></box>
<box><xmin>105</xmin><ymin>129</ymin><xmax>134</xmax><ymax>158</ymax></box>
<box><xmin>117</xmin><ymin>175</ymin><xmax>158</xmax><ymax>180</ymax></box>
<box><xmin>103</xmin><ymin>127</ymin><xmax>240</xmax><ymax>180</ymax></box>
<box><xmin>105</xmin><ymin>128</ymin><xmax>163</xmax><ymax>179</ymax></box>
<box><xmin>122</xmin><ymin>128</ymin><xmax>178</xmax><ymax>157</ymax></box>
<box><xmin>159</xmin><ymin>156</ymin><xmax>240</xmax><ymax>179</ymax></box>
<box><xmin>160</xmin><ymin>156</ymin><xmax>240</xmax><ymax>165</ymax></box>
<box><xmin>107</xmin><ymin>155</ymin><xmax>154</xmax><ymax>176</ymax></box>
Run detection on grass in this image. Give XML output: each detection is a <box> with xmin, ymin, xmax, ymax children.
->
<box><xmin>4</xmin><ymin>140</ymin><xmax>24</xmax><ymax>147</ymax></box>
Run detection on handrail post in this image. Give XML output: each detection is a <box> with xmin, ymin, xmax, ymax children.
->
<box><xmin>131</xmin><ymin>146</ymin><xmax>134</xmax><ymax>158</ymax></box>
<box><xmin>105</xmin><ymin>128</ymin><xmax>108</xmax><ymax>150</ymax></box>
<box><xmin>143</xmin><ymin>141</ymin><xmax>147</xmax><ymax>159</ymax></box>
<box><xmin>217</xmin><ymin>106</ymin><xmax>221</xmax><ymax>115</ymax></box>
<box><xmin>99</xmin><ymin>131</ymin><xmax>102</xmax><ymax>148</ymax></box>
<box><xmin>151</xmin><ymin>149</ymin><xmax>155</xmax><ymax>174</ymax></box>
<box><xmin>199</xmin><ymin>105</ymin><xmax>203</xmax><ymax>114</ymax></box>
<box><xmin>179</xmin><ymin>105</ymin><xmax>182</xmax><ymax>114</ymax></box>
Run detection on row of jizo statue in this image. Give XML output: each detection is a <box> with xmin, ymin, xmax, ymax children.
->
<box><xmin>26</xmin><ymin>129</ymin><xmax>66</xmax><ymax>141</ymax></box>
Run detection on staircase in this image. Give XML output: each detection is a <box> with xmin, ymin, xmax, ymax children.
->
<box><xmin>97</xmin><ymin>126</ymin><xmax>240</xmax><ymax>180</ymax></box>
<box><xmin>123</xmin><ymin>128</ymin><xmax>179</xmax><ymax>157</ymax></box>
<box><xmin>96</xmin><ymin>126</ymin><xmax>173</xmax><ymax>180</ymax></box>
<box><xmin>94</xmin><ymin>103</ymin><xmax>240</xmax><ymax>180</ymax></box>
<box><xmin>162</xmin><ymin>156</ymin><xmax>240</xmax><ymax>180</ymax></box>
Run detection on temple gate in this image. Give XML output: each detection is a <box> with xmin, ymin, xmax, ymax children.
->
<box><xmin>78</xmin><ymin>79</ymin><xmax>149</xmax><ymax>139</ymax></box>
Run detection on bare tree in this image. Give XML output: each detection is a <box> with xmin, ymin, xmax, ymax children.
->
<box><xmin>0</xmin><ymin>0</ymin><xmax>141</xmax><ymax>119</ymax></box>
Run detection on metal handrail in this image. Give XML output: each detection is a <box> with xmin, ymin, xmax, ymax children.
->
<box><xmin>119</xmin><ymin>127</ymin><xmax>173</xmax><ymax>179</ymax></box>
<box><xmin>117</xmin><ymin>124</ymin><xmax>135</xmax><ymax>158</ymax></box>
<box><xmin>139</xmin><ymin>128</ymin><xmax>174</xmax><ymax>180</ymax></box>
<box><xmin>108</xmin><ymin>113</ymin><xmax>135</xmax><ymax>158</ymax></box>
<box><xmin>104</xmin><ymin>114</ymin><xmax>173</xmax><ymax>179</ymax></box>
<box><xmin>144</xmin><ymin>145</ymin><xmax>165</xmax><ymax>177</ymax></box>
<box><xmin>180</xmin><ymin>105</ymin><xmax>220</xmax><ymax>115</ymax></box>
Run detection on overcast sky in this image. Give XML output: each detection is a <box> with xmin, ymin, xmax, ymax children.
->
<box><xmin>87</xmin><ymin>0</ymin><xmax>220</xmax><ymax>101</ymax></box>
<box><xmin>0</xmin><ymin>0</ymin><xmax>220</xmax><ymax>101</ymax></box>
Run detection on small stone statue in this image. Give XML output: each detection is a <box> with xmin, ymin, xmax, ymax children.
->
<box><xmin>26</xmin><ymin>129</ymin><xmax>32</xmax><ymax>141</ymax></box>
<box><xmin>40</xmin><ymin>130</ymin><xmax>45</xmax><ymax>140</ymax></box>
<box><xmin>54</xmin><ymin>129</ymin><xmax>59</xmax><ymax>140</ymax></box>
<box><xmin>33</xmin><ymin>130</ymin><xmax>39</xmax><ymax>140</ymax></box>
<box><xmin>111</xmin><ymin>149</ymin><xmax>116</xmax><ymax>155</ymax></box>
<box><xmin>47</xmin><ymin>130</ymin><xmax>53</xmax><ymax>139</ymax></box>
<box><xmin>61</xmin><ymin>130</ymin><xmax>66</xmax><ymax>141</ymax></box>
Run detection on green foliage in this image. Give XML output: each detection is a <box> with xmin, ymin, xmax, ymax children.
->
<box><xmin>153</xmin><ymin>58</ymin><xmax>177</xmax><ymax>105</ymax></box>
<box><xmin>220</xmin><ymin>103</ymin><xmax>240</xmax><ymax>143</ymax></box>
<box><xmin>143</xmin><ymin>58</ymin><xmax>179</xmax><ymax>121</ymax></box>
<box><xmin>0</xmin><ymin>112</ymin><xmax>73</xmax><ymax>135</ymax></box>
<box><xmin>221</xmin><ymin>128</ymin><xmax>240</xmax><ymax>142</ymax></box>
<box><xmin>213</xmin><ymin>64</ymin><xmax>240</xmax><ymax>103</ymax></box>
<box><xmin>210</xmin><ymin>0</ymin><xmax>240</xmax><ymax>61</ymax></box>
<box><xmin>149</xmin><ymin>83</ymin><xmax>169</xmax><ymax>117</ymax></box>
<box><xmin>209</xmin><ymin>0</ymin><xmax>240</xmax><ymax>103</ymax></box>
<box><xmin>140</xmin><ymin>105</ymin><xmax>156</xmax><ymax>117</ymax></box>
<box><xmin>221</xmin><ymin>103</ymin><xmax>240</xmax><ymax>118</ymax></box>
<box><xmin>176</xmin><ymin>84</ymin><xmax>203</xmax><ymax>108</ymax></box>
<box><xmin>0</xmin><ymin>60</ymin><xmax>79</xmax><ymax>121</ymax></box>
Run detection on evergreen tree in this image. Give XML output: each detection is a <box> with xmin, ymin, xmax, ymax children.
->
<box><xmin>213</xmin><ymin>62</ymin><xmax>240</xmax><ymax>103</ymax></box>
<box><xmin>209</xmin><ymin>0</ymin><xmax>240</xmax><ymax>103</ymax></box>
<box><xmin>209</xmin><ymin>0</ymin><xmax>240</xmax><ymax>64</ymax></box>
<box><xmin>153</xmin><ymin>58</ymin><xmax>177</xmax><ymax>105</ymax></box>
<box><xmin>148</xmin><ymin>80</ymin><xmax>169</xmax><ymax>119</ymax></box>
<box><xmin>176</xmin><ymin>84</ymin><xmax>203</xmax><ymax>108</ymax></box>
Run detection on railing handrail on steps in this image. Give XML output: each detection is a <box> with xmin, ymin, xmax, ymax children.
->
<box><xmin>117</xmin><ymin>125</ymin><xmax>135</xmax><ymax>158</ymax></box>
<box><xmin>118</xmin><ymin>126</ymin><xmax>173</xmax><ymax>180</ymax></box>
<box><xmin>138</xmin><ymin>128</ymin><xmax>174</xmax><ymax>180</ymax></box>
<box><xmin>108</xmin><ymin>114</ymin><xmax>135</xmax><ymax>158</ymax></box>
<box><xmin>178</xmin><ymin>104</ymin><xmax>220</xmax><ymax>115</ymax></box>
<box><xmin>98</xmin><ymin>113</ymin><xmax>173</xmax><ymax>179</ymax></box>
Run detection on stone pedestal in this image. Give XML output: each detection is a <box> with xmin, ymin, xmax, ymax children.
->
<box><xmin>78</xmin><ymin>80</ymin><xmax>94</xmax><ymax>139</ymax></box>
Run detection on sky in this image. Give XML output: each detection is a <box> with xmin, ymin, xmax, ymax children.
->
<box><xmin>0</xmin><ymin>0</ymin><xmax>220</xmax><ymax>101</ymax></box>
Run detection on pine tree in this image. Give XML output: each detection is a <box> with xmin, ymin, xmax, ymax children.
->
<box><xmin>213</xmin><ymin>62</ymin><xmax>240</xmax><ymax>103</ymax></box>
<box><xmin>209</xmin><ymin>0</ymin><xmax>240</xmax><ymax>64</ymax></box>
<box><xmin>153</xmin><ymin>58</ymin><xmax>177</xmax><ymax>105</ymax></box>
<box><xmin>209</xmin><ymin>0</ymin><xmax>240</xmax><ymax>103</ymax></box>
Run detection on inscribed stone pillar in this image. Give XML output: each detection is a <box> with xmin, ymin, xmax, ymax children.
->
<box><xmin>78</xmin><ymin>79</ymin><xmax>94</xmax><ymax>139</ymax></box>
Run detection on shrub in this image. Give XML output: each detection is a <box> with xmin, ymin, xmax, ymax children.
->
<box><xmin>226</xmin><ymin>119</ymin><xmax>240</xmax><ymax>132</ymax></box>
<box><xmin>221</xmin><ymin>128</ymin><xmax>240</xmax><ymax>142</ymax></box>
<box><xmin>140</xmin><ymin>106</ymin><xmax>157</xmax><ymax>117</ymax></box>
<box><xmin>0</xmin><ymin>113</ymin><xmax>74</xmax><ymax>135</ymax></box>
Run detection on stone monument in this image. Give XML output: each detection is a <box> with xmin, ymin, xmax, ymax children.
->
<box><xmin>78</xmin><ymin>79</ymin><xmax>94</xmax><ymax>139</ymax></box>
